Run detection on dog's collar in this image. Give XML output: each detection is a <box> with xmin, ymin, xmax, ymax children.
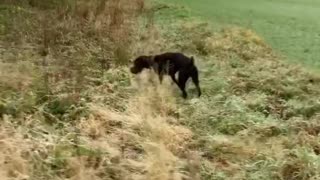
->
<box><xmin>149</xmin><ymin>56</ymin><xmax>159</xmax><ymax>72</ymax></box>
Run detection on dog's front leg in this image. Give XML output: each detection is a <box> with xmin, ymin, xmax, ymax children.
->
<box><xmin>159</xmin><ymin>72</ymin><xmax>164</xmax><ymax>84</ymax></box>
<box><xmin>157</xmin><ymin>64</ymin><xmax>164</xmax><ymax>84</ymax></box>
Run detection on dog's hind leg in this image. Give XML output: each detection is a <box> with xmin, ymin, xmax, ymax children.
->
<box><xmin>170</xmin><ymin>73</ymin><xmax>179</xmax><ymax>86</ymax></box>
<box><xmin>178</xmin><ymin>71</ymin><xmax>189</xmax><ymax>99</ymax></box>
<box><xmin>191</xmin><ymin>68</ymin><xmax>201</xmax><ymax>97</ymax></box>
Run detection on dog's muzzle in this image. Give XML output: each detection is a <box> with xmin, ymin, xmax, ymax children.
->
<box><xmin>130</xmin><ymin>67</ymin><xmax>139</xmax><ymax>74</ymax></box>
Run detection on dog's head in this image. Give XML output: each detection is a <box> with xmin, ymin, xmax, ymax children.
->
<box><xmin>130</xmin><ymin>55</ymin><xmax>153</xmax><ymax>74</ymax></box>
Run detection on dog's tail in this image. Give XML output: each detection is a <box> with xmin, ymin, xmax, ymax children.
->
<box><xmin>189</xmin><ymin>56</ymin><xmax>195</xmax><ymax>66</ymax></box>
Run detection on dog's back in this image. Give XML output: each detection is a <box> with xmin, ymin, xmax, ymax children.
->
<box><xmin>154</xmin><ymin>52</ymin><xmax>193</xmax><ymax>69</ymax></box>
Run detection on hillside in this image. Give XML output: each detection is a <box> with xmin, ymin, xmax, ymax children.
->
<box><xmin>1</xmin><ymin>0</ymin><xmax>320</xmax><ymax>180</ymax></box>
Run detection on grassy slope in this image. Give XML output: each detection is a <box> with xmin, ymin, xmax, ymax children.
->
<box><xmin>160</xmin><ymin>0</ymin><xmax>320</xmax><ymax>69</ymax></box>
<box><xmin>154</xmin><ymin>2</ymin><xmax>320</xmax><ymax>179</ymax></box>
<box><xmin>1</xmin><ymin>1</ymin><xmax>320</xmax><ymax>180</ymax></box>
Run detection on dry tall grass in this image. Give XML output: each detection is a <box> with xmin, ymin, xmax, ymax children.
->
<box><xmin>0</xmin><ymin>0</ymin><xmax>149</xmax><ymax>117</ymax></box>
<box><xmin>0</xmin><ymin>70</ymin><xmax>198</xmax><ymax>179</ymax></box>
<box><xmin>1</xmin><ymin>2</ymin><xmax>201</xmax><ymax>177</ymax></box>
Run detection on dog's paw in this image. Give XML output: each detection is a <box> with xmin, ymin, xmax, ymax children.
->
<box><xmin>182</xmin><ymin>93</ymin><xmax>187</xmax><ymax>99</ymax></box>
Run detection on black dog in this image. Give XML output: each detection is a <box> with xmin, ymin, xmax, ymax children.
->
<box><xmin>130</xmin><ymin>52</ymin><xmax>201</xmax><ymax>99</ymax></box>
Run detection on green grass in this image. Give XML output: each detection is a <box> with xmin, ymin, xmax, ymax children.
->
<box><xmin>160</xmin><ymin>0</ymin><xmax>320</xmax><ymax>69</ymax></box>
<box><xmin>150</xmin><ymin>2</ymin><xmax>320</xmax><ymax>178</ymax></box>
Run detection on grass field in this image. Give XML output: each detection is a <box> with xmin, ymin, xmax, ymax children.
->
<box><xmin>1</xmin><ymin>0</ymin><xmax>320</xmax><ymax>179</ymax></box>
<box><xmin>161</xmin><ymin>0</ymin><xmax>320</xmax><ymax>69</ymax></box>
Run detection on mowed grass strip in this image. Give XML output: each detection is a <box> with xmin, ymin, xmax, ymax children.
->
<box><xmin>161</xmin><ymin>0</ymin><xmax>320</xmax><ymax>69</ymax></box>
